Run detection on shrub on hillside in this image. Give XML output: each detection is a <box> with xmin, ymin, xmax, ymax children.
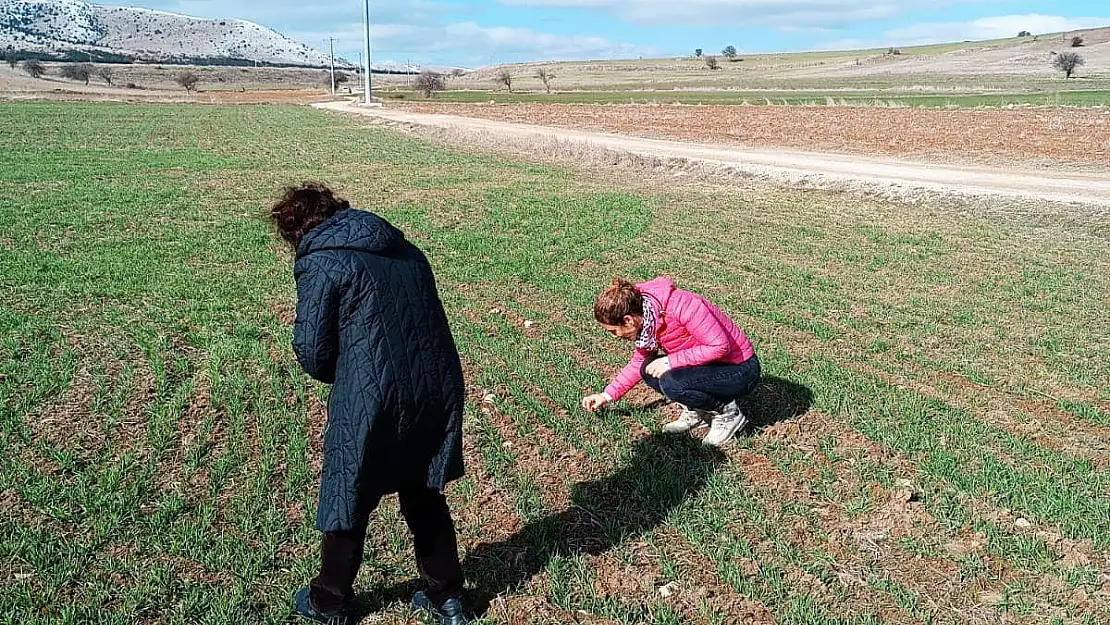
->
<box><xmin>60</xmin><ymin>63</ymin><xmax>94</xmax><ymax>85</ymax></box>
<box><xmin>1070</xmin><ymin>36</ymin><xmax>1084</xmax><ymax>47</ymax></box>
<box><xmin>496</xmin><ymin>69</ymin><xmax>513</xmax><ymax>92</ymax></box>
<box><xmin>1053</xmin><ymin>51</ymin><xmax>1084</xmax><ymax>79</ymax></box>
<box><xmin>174</xmin><ymin>70</ymin><xmax>199</xmax><ymax>91</ymax></box>
<box><xmin>96</xmin><ymin>65</ymin><xmax>114</xmax><ymax>85</ymax></box>
<box><xmin>413</xmin><ymin>70</ymin><xmax>445</xmax><ymax>97</ymax></box>
<box><xmin>22</xmin><ymin>59</ymin><xmax>45</xmax><ymax>79</ymax></box>
<box><xmin>705</xmin><ymin>56</ymin><xmax>720</xmax><ymax>70</ymax></box>
<box><xmin>536</xmin><ymin>68</ymin><xmax>555</xmax><ymax>94</ymax></box>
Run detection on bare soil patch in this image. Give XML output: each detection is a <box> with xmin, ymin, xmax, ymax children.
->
<box><xmin>396</xmin><ymin>103</ymin><xmax>1110</xmax><ymax>170</ymax></box>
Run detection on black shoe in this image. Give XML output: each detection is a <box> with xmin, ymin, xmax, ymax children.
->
<box><xmin>412</xmin><ymin>590</ymin><xmax>470</xmax><ymax>625</ymax></box>
<box><xmin>293</xmin><ymin>587</ymin><xmax>352</xmax><ymax>625</ymax></box>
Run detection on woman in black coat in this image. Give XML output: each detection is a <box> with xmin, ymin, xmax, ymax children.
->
<box><xmin>271</xmin><ymin>182</ymin><xmax>468</xmax><ymax>625</ymax></box>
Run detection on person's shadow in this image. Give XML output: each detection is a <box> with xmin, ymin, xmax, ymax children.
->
<box><xmin>740</xmin><ymin>374</ymin><xmax>814</xmax><ymax>431</ymax></box>
<box><xmin>460</xmin><ymin>433</ymin><xmax>725</xmax><ymax>612</ymax></box>
<box><xmin>356</xmin><ymin>375</ymin><xmax>813</xmax><ymax>618</ymax></box>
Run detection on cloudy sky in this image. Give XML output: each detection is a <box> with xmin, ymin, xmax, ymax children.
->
<box><xmin>132</xmin><ymin>0</ymin><xmax>1108</xmax><ymax>67</ymax></box>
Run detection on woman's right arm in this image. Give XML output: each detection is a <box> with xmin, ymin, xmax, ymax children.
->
<box><xmin>602</xmin><ymin>347</ymin><xmax>649</xmax><ymax>403</ymax></box>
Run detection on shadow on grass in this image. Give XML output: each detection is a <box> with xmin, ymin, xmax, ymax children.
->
<box><xmin>741</xmin><ymin>375</ymin><xmax>815</xmax><ymax>431</ymax></box>
<box><xmin>461</xmin><ymin>433</ymin><xmax>726</xmax><ymax>615</ymax></box>
<box><xmin>354</xmin><ymin>377</ymin><xmax>811</xmax><ymax>618</ymax></box>
<box><xmin>354</xmin><ymin>434</ymin><xmax>725</xmax><ymax>619</ymax></box>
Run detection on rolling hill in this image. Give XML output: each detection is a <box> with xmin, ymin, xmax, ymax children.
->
<box><xmin>0</xmin><ymin>0</ymin><xmax>338</xmax><ymax>66</ymax></box>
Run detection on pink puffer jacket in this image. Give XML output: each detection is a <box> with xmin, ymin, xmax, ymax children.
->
<box><xmin>603</xmin><ymin>277</ymin><xmax>755</xmax><ymax>401</ymax></box>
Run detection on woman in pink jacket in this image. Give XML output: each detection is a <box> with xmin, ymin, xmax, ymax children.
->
<box><xmin>581</xmin><ymin>277</ymin><xmax>761</xmax><ymax>446</ymax></box>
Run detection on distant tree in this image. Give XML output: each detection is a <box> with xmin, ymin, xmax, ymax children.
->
<box><xmin>1053</xmin><ymin>51</ymin><xmax>1084</xmax><ymax>79</ymax></box>
<box><xmin>694</xmin><ymin>48</ymin><xmax>703</xmax><ymax>58</ymax></box>
<box><xmin>334</xmin><ymin>71</ymin><xmax>349</xmax><ymax>84</ymax></box>
<box><xmin>1017</xmin><ymin>30</ymin><xmax>1031</xmax><ymax>38</ymax></box>
<box><xmin>496</xmin><ymin>68</ymin><xmax>513</xmax><ymax>92</ymax></box>
<box><xmin>413</xmin><ymin>70</ymin><xmax>445</xmax><ymax>97</ymax></box>
<box><xmin>22</xmin><ymin>59</ymin><xmax>45</xmax><ymax>79</ymax></box>
<box><xmin>96</xmin><ymin>65</ymin><xmax>114</xmax><ymax>85</ymax></box>
<box><xmin>705</xmin><ymin>55</ymin><xmax>720</xmax><ymax>70</ymax></box>
<box><xmin>449</xmin><ymin>68</ymin><xmax>465</xmax><ymax>78</ymax></box>
<box><xmin>536</xmin><ymin>67</ymin><xmax>554</xmax><ymax>94</ymax></box>
<box><xmin>721</xmin><ymin>45</ymin><xmax>737</xmax><ymax>59</ymax></box>
<box><xmin>60</xmin><ymin>63</ymin><xmax>93</xmax><ymax>85</ymax></box>
<box><xmin>174</xmin><ymin>70</ymin><xmax>199</xmax><ymax>91</ymax></box>
<box><xmin>1070</xmin><ymin>36</ymin><xmax>1084</xmax><ymax>47</ymax></box>
<box><xmin>4</xmin><ymin>50</ymin><xmax>17</xmax><ymax>69</ymax></box>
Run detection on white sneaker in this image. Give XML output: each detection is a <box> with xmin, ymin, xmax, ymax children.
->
<box><xmin>702</xmin><ymin>401</ymin><xmax>748</xmax><ymax>446</ymax></box>
<box><xmin>662</xmin><ymin>404</ymin><xmax>708</xmax><ymax>434</ymax></box>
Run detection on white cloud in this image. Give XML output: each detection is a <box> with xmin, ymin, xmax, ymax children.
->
<box><xmin>812</xmin><ymin>13</ymin><xmax>1110</xmax><ymax>50</ymax></box>
<box><xmin>289</xmin><ymin>21</ymin><xmax>656</xmax><ymax>66</ymax></box>
<box><xmin>883</xmin><ymin>14</ymin><xmax>1110</xmax><ymax>45</ymax></box>
<box><xmin>497</xmin><ymin>0</ymin><xmax>935</xmax><ymax>27</ymax></box>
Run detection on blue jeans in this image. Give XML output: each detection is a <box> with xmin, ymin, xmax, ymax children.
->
<box><xmin>642</xmin><ymin>354</ymin><xmax>761</xmax><ymax>412</ymax></box>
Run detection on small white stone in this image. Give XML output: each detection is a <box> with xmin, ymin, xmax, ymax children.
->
<box><xmin>489</xmin><ymin>307</ymin><xmax>502</xmax><ymax>314</ymax></box>
<box><xmin>1014</xmin><ymin>518</ymin><xmax>1033</xmax><ymax>529</ymax></box>
<box><xmin>894</xmin><ymin>478</ymin><xmax>913</xmax><ymax>488</ymax></box>
<box><xmin>523</xmin><ymin>320</ymin><xmax>535</xmax><ymax>329</ymax></box>
<box><xmin>482</xmin><ymin>393</ymin><xmax>496</xmax><ymax>404</ymax></box>
<box><xmin>659</xmin><ymin>581</ymin><xmax>678</xmax><ymax>598</ymax></box>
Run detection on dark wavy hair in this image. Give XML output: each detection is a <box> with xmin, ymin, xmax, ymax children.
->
<box><xmin>270</xmin><ymin>181</ymin><xmax>350</xmax><ymax>249</ymax></box>
<box><xmin>594</xmin><ymin>277</ymin><xmax>644</xmax><ymax>325</ymax></box>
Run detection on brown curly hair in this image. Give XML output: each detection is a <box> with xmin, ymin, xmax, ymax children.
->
<box><xmin>594</xmin><ymin>277</ymin><xmax>643</xmax><ymax>325</ymax></box>
<box><xmin>270</xmin><ymin>181</ymin><xmax>350</xmax><ymax>249</ymax></box>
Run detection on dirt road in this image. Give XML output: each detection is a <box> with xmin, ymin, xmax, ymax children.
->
<box><xmin>315</xmin><ymin>100</ymin><xmax>1110</xmax><ymax>207</ymax></box>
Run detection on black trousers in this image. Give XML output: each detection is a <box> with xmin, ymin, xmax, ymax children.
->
<box><xmin>309</xmin><ymin>486</ymin><xmax>464</xmax><ymax>613</ymax></box>
<box><xmin>642</xmin><ymin>353</ymin><xmax>761</xmax><ymax>412</ymax></box>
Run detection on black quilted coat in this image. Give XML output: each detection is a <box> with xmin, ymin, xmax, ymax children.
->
<box><xmin>292</xmin><ymin>208</ymin><xmax>465</xmax><ymax>532</ymax></box>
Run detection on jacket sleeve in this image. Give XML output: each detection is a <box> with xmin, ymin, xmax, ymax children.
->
<box><xmin>292</xmin><ymin>254</ymin><xmax>344</xmax><ymax>384</ymax></box>
<box><xmin>666</xmin><ymin>292</ymin><xmax>730</xmax><ymax>369</ymax></box>
<box><xmin>603</xmin><ymin>347</ymin><xmax>650</xmax><ymax>402</ymax></box>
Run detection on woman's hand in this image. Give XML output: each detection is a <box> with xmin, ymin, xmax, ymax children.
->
<box><xmin>644</xmin><ymin>357</ymin><xmax>671</xmax><ymax>379</ymax></box>
<box><xmin>581</xmin><ymin>393</ymin><xmax>610</xmax><ymax>413</ymax></box>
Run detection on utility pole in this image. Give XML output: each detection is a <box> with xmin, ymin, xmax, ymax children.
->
<box><xmin>362</xmin><ymin>0</ymin><xmax>373</xmax><ymax>104</ymax></box>
<box><xmin>329</xmin><ymin>37</ymin><xmax>336</xmax><ymax>95</ymax></box>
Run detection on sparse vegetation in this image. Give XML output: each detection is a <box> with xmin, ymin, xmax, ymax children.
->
<box><xmin>536</xmin><ymin>68</ymin><xmax>555</xmax><ymax>94</ymax></box>
<box><xmin>450</xmin><ymin>68</ymin><xmax>465</xmax><ymax>78</ymax></box>
<box><xmin>496</xmin><ymin>69</ymin><xmax>513</xmax><ymax>92</ymax></box>
<box><xmin>413</xmin><ymin>70</ymin><xmax>445</xmax><ymax>97</ymax></box>
<box><xmin>96</xmin><ymin>66</ymin><xmax>114</xmax><ymax>86</ymax></box>
<box><xmin>1053</xmin><ymin>51</ymin><xmax>1085</xmax><ymax>79</ymax></box>
<box><xmin>722</xmin><ymin>45</ymin><xmax>738</xmax><ymax>59</ymax></box>
<box><xmin>694</xmin><ymin>48</ymin><xmax>703</xmax><ymax>58</ymax></box>
<box><xmin>705</xmin><ymin>56</ymin><xmax>720</xmax><ymax>70</ymax></box>
<box><xmin>1071</xmin><ymin>36</ymin><xmax>1084</xmax><ymax>47</ymax></box>
<box><xmin>174</xmin><ymin>70</ymin><xmax>199</xmax><ymax>91</ymax></box>
<box><xmin>21</xmin><ymin>58</ymin><xmax>45</xmax><ymax>79</ymax></box>
<box><xmin>4</xmin><ymin>50</ymin><xmax>17</xmax><ymax>69</ymax></box>
<box><xmin>59</xmin><ymin>63</ymin><xmax>94</xmax><ymax>85</ymax></box>
<box><xmin>334</xmin><ymin>71</ymin><xmax>349</xmax><ymax>84</ymax></box>
<box><xmin>1018</xmin><ymin>30</ymin><xmax>1032</xmax><ymax>38</ymax></box>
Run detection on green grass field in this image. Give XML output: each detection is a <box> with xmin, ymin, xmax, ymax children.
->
<box><xmin>1</xmin><ymin>102</ymin><xmax>1109</xmax><ymax>624</ymax></box>
<box><xmin>382</xmin><ymin>88</ymin><xmax>1110</xmax><ymax>108</ymax></box>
